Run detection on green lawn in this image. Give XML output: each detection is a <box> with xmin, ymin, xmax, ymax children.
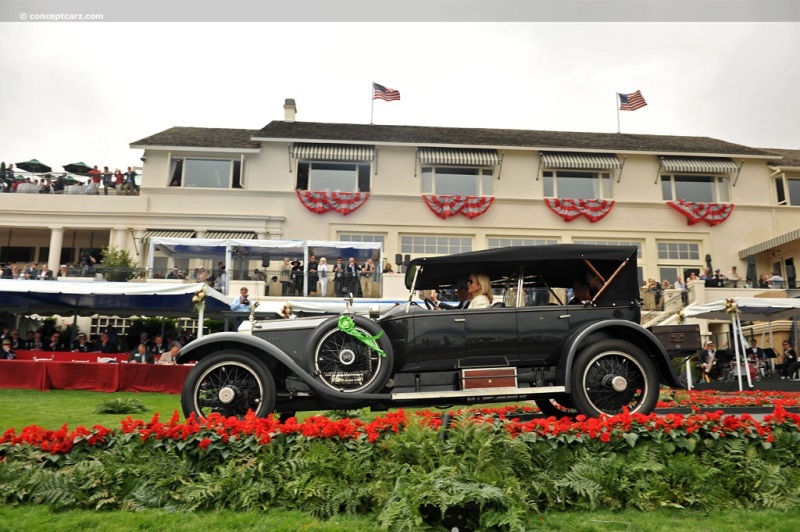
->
<box><xmin>0</xmin><ymin>389</ymin><xmax>183</xmax><ymax>432</ymax></box>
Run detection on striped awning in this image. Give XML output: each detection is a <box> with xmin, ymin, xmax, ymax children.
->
<box><xmin>142</xmin><ymin>230</ymin><xmax>194</xmax><ymax>243</ymax></box>
<box><xmin>292</xmin><ymin>143</ymin><xmax>375</xmax><ymax>161</ymax></box>
<box><xmin>204</xmin><ymin>231</ymin><xmax>256</xmax><ymax>240</ymax></box>
<box><xmin>738</xmin><ymin>228</ymin><xmax>800</xmax><ymax>260</ymax></box>
<box><xmin>418</xmin><ymin>147</ymin><xmax>500</xmax><ymax>166</ymax></box>
<box><xmin>540</xmin><ymin>152</ymin><xmax>622</xmax><ymax>170</ymax></box>
<box><xmin>660</xmin><ymin>156</ymin><xmax>739</xmax><ymax>174</ymax></box>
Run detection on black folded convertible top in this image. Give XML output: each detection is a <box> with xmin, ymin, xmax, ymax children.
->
<box><xmin>405</xmin><ymin>244</ymin><xmax>640</xmax><ymax>303</ymax></box>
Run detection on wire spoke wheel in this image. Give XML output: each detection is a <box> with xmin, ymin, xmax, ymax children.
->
<box><xmin>182</xmin><ymin>352</ymin><xmax>275</xmax><ymax>419</ymax></box>
<box><xmin>314</xmin><ymin>328</ymin><xmax>384</xmax><ymax>392</ymax></box>
<box><xmin>571</xmin><ymin>340</ymin><xmax>659</xmax><ymax>416</ymax></box>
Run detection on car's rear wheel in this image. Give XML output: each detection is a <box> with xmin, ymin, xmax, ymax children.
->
<box><xmin>306</xmin><ymin>315</ymin><xmax>393</xmax><ymax>394</ymax></box>
<box><xmin>181</xmin><ymin>351</ymin><xmax>276</xmax><ymax>419</ymax></box>
<box><xmin>535</xmin><ymin>393</ymin><xmax>579</xmax><ymax>419</ymax></box>
<box><xmin>570</xmin><ymin>339</ymin><xmax>659</xmax><ymax>416</ymax></box>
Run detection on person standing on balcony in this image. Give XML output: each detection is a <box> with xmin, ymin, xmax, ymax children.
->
<box><xmin>123</xmin><ymin>167</ymin><xmax>137</xmax><ymax>195</ymax></box>
<box><xmin>307</xmin><ymin>255</ymin><xmax>319</xmax><ymax>296</ymax></box>
<box><xmin>727</xmin><ymin>266</ymin><xmax>742</xmax><ymax>288</ymax></box>
<box><xmin>113</xmin><ymin>168</ymin><xmax>124</xmax><ymax>194</ymax></box>
<box><xmin>360</xmin><ymin>258</ymin><xmax>376</xmax><ymax>297</ymax></box>
<box><xmin>317</xmin><ymin>257</ymin><xmax>329</xmax><ymax>297</ymax></box>
<box><xmin>101</xmin><ymin>166</ymin><xmax>113</xmax><ymax>195</ymax></box>
<box><xmin>280</xmin><ymin>257</ymin><xmax>292</xmax><ymax>296</ymax></box>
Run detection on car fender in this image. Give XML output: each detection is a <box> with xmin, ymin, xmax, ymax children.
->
<box><xmin>561</xmin><ymin>319</ymin><xmax>682</xmax><ymax>392</ymax></box>
<box><xmin>178</xmin><ymin>332</ymin><xmax>393</xmax><ymax>405</ymax></box>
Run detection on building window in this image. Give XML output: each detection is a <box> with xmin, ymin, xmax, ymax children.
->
<box><xmin>573</xmin><ymin>239</ymin><xmax>643</xmax><ymax>259</ymax></box>
<box><xmin>542</xmin><ymin>170</ymin><xmax>613</xmax><ymax>199</ymax></box>
<box><xmin>661</xmin><ymin>175</ymin><xmax>729</xmax><ymax>202</ymax></box>
<box><xmin>487</xmin><ymin>238</ymin><xmax>557</xmax><ymax>248</ymax></box>
<box><xmin>657</xmin><ymin>242</ymin><xmax>700</xmax><ymax>261</ymax></box>
<box><xmin>421</xmin><ymin>167</ymin><xmax>493</xmax><ymax>196</ymax></box>
<box><xmin>296</xmin><ymin>162</ymin><xmax>370</xmax><ymax>193</ymax></box>
<box><xmin>400</xmin><ymin>235</ymin><xmax>472</xmax><ymax>255</ymax></box>
<box><xmin>774</xmin><ymin>175</ymin><xmax>800</xmax><ymax>206</ymax></box>
<box><xmin>170</xmin><ymin>158</ymin><xmax>242</xmax><ymax>189</ymax></box>
<box><xmin>339</xmin><ymin>234</ymin><xmax>385</xmax><ymax>244</ymax></box>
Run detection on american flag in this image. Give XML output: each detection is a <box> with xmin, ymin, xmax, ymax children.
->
<box><xmin>373</xmin><ymin>82</ymin><xmax>400</xmax><ymax>101</ymax></box>
<box><xmin>618</xmin><ymin>90</ymin><xmax>647</xmax><ymax>111</ymax></box>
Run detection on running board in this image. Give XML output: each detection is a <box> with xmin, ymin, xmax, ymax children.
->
<box><xmin>391</xmin><ymin>385</ymin><xmax>566</xmax><ymax>401</ymax></box>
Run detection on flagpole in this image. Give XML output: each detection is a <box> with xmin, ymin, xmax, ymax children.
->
<box><xmin>370</xmin><ymin>83</ymin><xmax>374</xmax><ymax>125</ymax></box>
<box><xmin>615</xmin><ymin>93</ymin><xmax>620</xmax><ymax>133</ymax></box>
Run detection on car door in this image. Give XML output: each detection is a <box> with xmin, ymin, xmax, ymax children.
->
<box><xmin>405</xmin><ymin>307</ymin><xmax>466</xmax><ymax>371</ymax></box>
<box><xmin>463</xmin><ymin>306</ymin><xmax>518</xmax><ymax>365</ymax></box>
<box><xmin>516</xmin><ymin>300</ymin><xmax>571</xmax><ymax>365</ymax></box>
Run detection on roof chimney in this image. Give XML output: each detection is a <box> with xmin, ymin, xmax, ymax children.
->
<box><xmin>283</xmin><ymin>98</ymin><xmax>297</xmax><ymax>122</ymax></box>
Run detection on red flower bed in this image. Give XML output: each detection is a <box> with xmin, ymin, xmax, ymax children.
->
<box><xmin>656</xmin><ymin>390</ymin><xmax>800</xmax><ymax>409</ymax></box>
<box><xmin>2</xmin><ymin>397</ymin><xmax>799</xmax><ymax>458</ymax></box>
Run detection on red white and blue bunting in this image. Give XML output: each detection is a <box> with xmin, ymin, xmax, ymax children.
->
<box><xmin>422</xmin><ymin>195</ymin><xmax>495</xmax><ymax>219</ymax></box>
<box><xmin>544</xmin><ymin>198</ymin><xmax>615</xmax><ymax>223</ymax></box>
<box><xmin>666</xmin><ymin>200</ymin><xmax>734</xmax><ymax>226</ymax></box>
<box><xmin>296</xmin><ymin>190</ymin><xmax>370</xmax><ymax>216</ymax></box>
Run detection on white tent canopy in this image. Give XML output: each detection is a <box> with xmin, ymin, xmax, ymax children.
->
<box><xmin>683</xmin><ymin>297</ymin><xmax>800</xmax><ymax>322</ymax></box>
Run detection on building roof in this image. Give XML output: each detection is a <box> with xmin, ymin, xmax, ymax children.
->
<box><xmin>131</xmin><ymin>127</ymin><xmax>262</xmax><ymax>150</ymax></box>
<box><xmin>131</xmin><ymin>122</ymin><xmax>777</xmax><ymax>159</ymax></box>
<box><xmin>254</xmin><ymin>121</ymin><xmax>774</xmax><ymax>157</ymax></box>
<box><xmin>763</xmin><ymin>148</ymin><xmax>800</xmax><ymax>168</ymax></box>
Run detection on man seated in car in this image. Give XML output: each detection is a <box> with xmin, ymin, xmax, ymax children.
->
<box><xmin>569</xmin><ymin>278</ymin><xmax>592</xmax><ymax>304</ymax></box>
<box><xmin>466</xmin><ymin>273</ymin><xmax>493</xmax><ymax>308</ymax></box>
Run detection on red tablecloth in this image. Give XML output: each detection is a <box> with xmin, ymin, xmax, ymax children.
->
<box><xmin>13</xmin><ymin>350</ymin><xmax>129</xmax><ymax>363</ymax></box>
<box><xmin>0</xmin><ymin>360</ymin><xmax>193</xmax><ymax>394</ymax></box>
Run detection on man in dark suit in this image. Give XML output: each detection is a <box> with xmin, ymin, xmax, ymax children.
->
<box><xmin>746</xmin><ymin>338</ymin><xmax>763</xmax><ymax>363</ymax></box>
<box><xmin>697</xmin><ymin>341</ymin><xmax>718</xmax><ymax>383</ymax></box>
<box><xmin>346</xmin><ymin>257</ymin><xmax>362</xmax><ymax>296</ymax></box>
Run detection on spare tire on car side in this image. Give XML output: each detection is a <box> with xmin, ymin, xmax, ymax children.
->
<box><xmin>305</xmin><ymin>314</ymin><xmax>394</xmax><ymax>394</ymax></box>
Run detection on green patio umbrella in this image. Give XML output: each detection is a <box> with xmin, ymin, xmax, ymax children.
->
<box><xmin>63</xmin><ymin>162</ymin><xmax>93</xmax><ymax>176</ymax></box>
<box><xmin>16</xmin><ymin>159</ymin><xmax>52</xmax><ymax>174</ymax></box>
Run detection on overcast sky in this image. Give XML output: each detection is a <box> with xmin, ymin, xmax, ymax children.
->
<box><xmin>0</xmin><ymin>22</ymin><xmax>797</xmax><ymax>173</ymax></box>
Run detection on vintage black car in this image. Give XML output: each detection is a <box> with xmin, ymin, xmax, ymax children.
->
<box><xmin>178</xmin><ymin>245</ymin><xmax>682</xmax><ymax>419</ymax></box>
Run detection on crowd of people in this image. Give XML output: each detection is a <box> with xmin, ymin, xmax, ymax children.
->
<box><xmin>0</xmin><ymin>325</ymin><xmax>189</xmax><ymax>365</ymax></box>
<box><xmin>695</xmin><ymin>338</ymin><xmax>800</xmax><ymax>383</ymax></box>
<box><xmin>272</xmin><ymin>256</ymin><xmax>383</xmax><ymax>297</ymax></box>
<box><xmin>0</xmin><ymin>162</ymin><xmax>139</xmax><ymax>195</ymax></box>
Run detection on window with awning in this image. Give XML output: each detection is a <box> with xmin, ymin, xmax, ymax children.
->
<box><xmin>204</xmin><ymin>231</ymin><xmax>256</xmax><ymax>240</ymax></box>
<box><xmin>540</xmin><ymin>152</ymin><xmax>621</xmax><ymax>170</ymax></box>
<box><xmin>418</xmin><ymin>147</ymin><xmax>500</xmax><ymax>166</ymax></box>
<box><xmin>659</xmin><ymin>156</ymin><xmax>739</xmax><ymax>174</ymax></box>
<box><xmin>292</xmin><ymin>143</ymin><xmax>375</xmax><ymax>162</ymax></box>
<box><xmin>142</xmin><ymin>230</ymin><xmax>195</xmax><ymax>243</ymax></box>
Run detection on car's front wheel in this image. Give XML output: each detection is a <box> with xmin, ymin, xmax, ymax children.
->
<box><xmin>306</xmin><ymin>315</ymin><xmax>393</xmax><ymax>394</ymax></box>
<box><xmin>570</xmin><ymin>339</ymin><xmax>659</xmax><ymax>416</ymax></box>
<box><xmin>181</xmin><ymin>351</ymin><xmax>276</xmax><ymax>419</ymax></box>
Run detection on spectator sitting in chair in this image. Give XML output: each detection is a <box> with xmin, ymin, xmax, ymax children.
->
<box><xmin>128</xmin><ymin>342</ymin><xmax>154</xmax><ymax>364</ymax></box>
<box><xmin>1</xmin><ymin>338</ymin><xmax>16</xmax><ymax>359</ymax></box>
<box><xmin>151</xmin><ymin>335</ymin><xmax>168</xmax><ymax>356</ymax></box>
<box><xmin>26</xmin><ymin>329</ymin><xmax>45</xmax><ymax>350</ymax></box>
<box><xmin>157</xmin><ymin>341</ymin><xmax>182</xmax><ymax>365</ymax></box>
<box><xmin>94</xmin><ymin>332</ymin><xmax>118</xmax><ymax>353</ymax></box>
<box><xmin>47</xmin><ymin>332</ymin><xmax>65</xmax><ymax>352</ymax></box>
<box><xmin>72</xmin><ymin>332</ymin><xmax>92</xmax><ymax>352</ymax></box>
